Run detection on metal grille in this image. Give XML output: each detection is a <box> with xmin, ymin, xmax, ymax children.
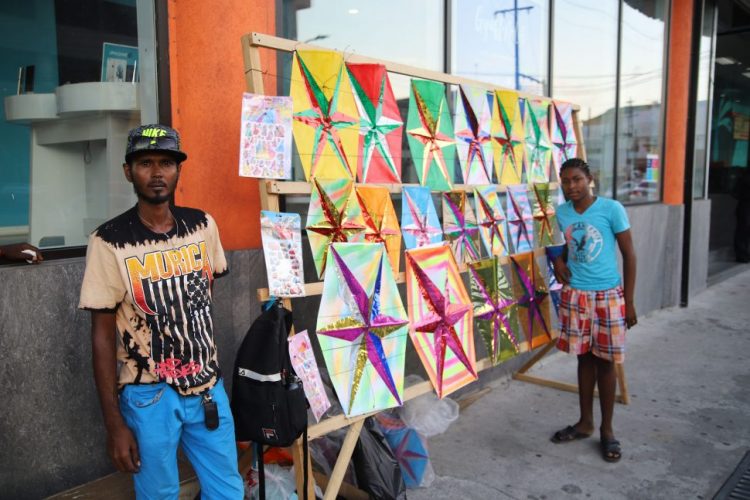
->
<box><xmin>715</xmin><ymin>451</ymin><xmax>750</xmax><ymax>500</ymax></box>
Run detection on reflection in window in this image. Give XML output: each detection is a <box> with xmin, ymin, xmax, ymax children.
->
<box><xmin>280</xmin><ymin>0</ymin><xmax>445</xmax><ymax>184</ymax></box>
<box><xmin>451</xmin><ymin>0</ymin><xmax>549</xmax><ymax>95</ymax></box>
<box><xmin>287</xmin><ymin>0</ymin><xmax>444</xmax><ymax>99</ymax></box>
<box><xmin>1</xmin><ymin>0</ymin><xmax>154</xmax><ymax>250</ymax></box>
<box><xmin>616</xmin><ymin>0</ymin><xmax>668</xmax><ymax>203</ymax></box>
<box><xmin>553</xmin><ymin>0</ymin><xmax>618</xmax><ymax>197</ymax></box>
<box><xmin>693</xmin><ymin>2</ymin><xmax>716</xmax><ymax>199</ymax></box>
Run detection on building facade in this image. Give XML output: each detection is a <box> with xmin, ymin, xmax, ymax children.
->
<box><xmin>0</xmin><ymin>0</ymin><xmax>745</xmax><ymax>496</ymax></box>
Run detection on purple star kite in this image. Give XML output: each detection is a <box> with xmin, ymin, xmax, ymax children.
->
<box><xmin>316</xmin><ymin>242</ymin><xmax>409</xmax><ymax>416</ymax></box>
<box><xmin>442</xmin><ymin>190</ymin><xmax>480</xmax><ymax>264</ymax></box>
<box><xmin>510</xmin><ymin>252</ymin><xmax>552</xmax><ymax>350</ymax></box>
<box><xmin>506</xmin><ymin>184</ymin><xmax>534</xmax><ymax>253</ymax></box>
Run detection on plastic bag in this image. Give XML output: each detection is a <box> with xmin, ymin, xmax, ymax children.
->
<box><xmin>352</xmin><ymin>418</ymin><xmax>407</xmax><ymax>500</ymax></box>
<box><xmin>246</xmin><ymin>464</ymin><xmax>295</xmax><ymax>500</ymax></box>
<box><xmin>398</xmin><ymin>376</ymin><xmax>459</xmax><ymax>437</ymax></box>
<box><xmin>245</xmin><ymin>463</ymin><xmax>323</xmax><ymax>500</ymax></box>
<box><xmin>309</xmin><ymin>429</ymin><xmax>357</xmax><ymax>487</ymax></box>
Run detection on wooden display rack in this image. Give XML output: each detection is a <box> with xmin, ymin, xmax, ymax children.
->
<box><xmin>513</xmin><ymin>342</ymin><xmax>629</xmax><ymax>405</ymax></box>
<box><xmin>241</xmin><ymin>32</ymin><xmax>628</xmax><ymax>500</ymax></box>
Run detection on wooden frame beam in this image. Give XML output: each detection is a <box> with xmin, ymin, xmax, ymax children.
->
<box><xmin>263</xmin><ymin>180</ymin><xmax>560</xmax><ymax>196</ymax></box>
<box><xmin>512</xmin><ymin>343</ymin><xmax>630</xmax><ymax>404</ymax></box>
<box><xmin>256</xmin><ymin>247</ymin><xmax>549</xmax><ymax>302</ymax></box>
<box><xmin>243</xmin><ymin>32</ymin><xmax>581</xmax><ymax>109</ymax></box>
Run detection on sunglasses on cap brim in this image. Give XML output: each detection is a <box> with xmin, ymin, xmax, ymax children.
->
<box><xmin>132</xmin><ymin>135</ymin><xmax>179</xmax><ymax>150</ymax></box>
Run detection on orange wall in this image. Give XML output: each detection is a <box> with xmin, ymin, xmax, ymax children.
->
<box><xmin>663</xmin><ymin>0</ymin><xmax>694</xmax><ymax>205</ymax></box>
<box><xmin>168</xmin><ymin>0</ymin><xmax>276</xmax><ymax>249</ymax></box>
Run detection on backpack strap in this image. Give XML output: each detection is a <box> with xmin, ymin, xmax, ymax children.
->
<box><xmin>278</xmin><ymin>304</ymin><xmax>289</xmax><ymax>378</ymax></box>
<box><xmin>262</xmin><ymin>296</ymin><xmax>278</xmax><ymax>311</ymax></box>
<box><xmin>237</xmin><ymin>367</ymin><xmax>281</xmax><ymax>382</ymax></box>
<box><xmin>302</xmin><ymin>427</ymin><xmax>309</xmax><ymax>500</ymax></box>
<box><xmin>256</xmin><ymin>441</ymin><xmax>266</xmax><ymax>500</ymax></box>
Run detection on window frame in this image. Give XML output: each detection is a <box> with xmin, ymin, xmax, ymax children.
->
<box><xmin>693</xmin><ymin>0</ymin><xmax>718</xmax><ymax>200</ymax></box>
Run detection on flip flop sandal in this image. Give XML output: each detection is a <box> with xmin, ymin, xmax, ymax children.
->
<box><xmin>600</xmin><ymin>437</ymin><xmax>622</xmax><ymax>462</ymax></box>
<box><xmin>551</xmin><ymin>425</ymin><xmax>592</xmax><ymax>443</ymax></box>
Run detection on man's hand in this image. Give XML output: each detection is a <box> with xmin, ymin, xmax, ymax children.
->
<box><xmin>0</xmin><ymin>243</ymin><xmax>42</xmax><ymax>263</ymax></box>
<box><xmin>553</xmin><ymin>257</ymin><xmax>571</xmax><ymax>286</ymax></box>
<box><xmin>625</xmin><ymin>301</ymin><xmax>638</xmax><ymax>329</ymax></box>
<box><xmin>107</xmin><ymin>421</ymin><xmax>141</xmax><ymax>473</ymax></box>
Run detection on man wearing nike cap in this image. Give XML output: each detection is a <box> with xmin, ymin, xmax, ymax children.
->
<box><xmin>79</xmin><ymin>124</ymin><xmax>243</xmax><ymax>498</ymax></box>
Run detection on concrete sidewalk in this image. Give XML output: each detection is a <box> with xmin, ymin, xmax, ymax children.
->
<box><xmin>409</xmin><ymin>267</ymin><xmax>750</xmax><ymax>500</ymax></box>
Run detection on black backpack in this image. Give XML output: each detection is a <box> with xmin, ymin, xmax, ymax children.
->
<box><xmin>231</xmin><ymin>301</ymin><xmax>308</xmax><ymax>447</ymax></box>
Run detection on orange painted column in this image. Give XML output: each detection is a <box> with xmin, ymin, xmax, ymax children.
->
<box><xmin>168</xmin><ymin>1</ymin><xmax>276</xmax><ymax>249</ymax></box>
<box><xmin>663</xmin><ymin>0</ymin><xmax>694</xmax><ymax>205</ymax></box>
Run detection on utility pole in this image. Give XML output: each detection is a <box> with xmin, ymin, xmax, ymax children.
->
<box><xmin>494</xmin><ymin>0</ymin><xmax>535</xmax><ymax>91</ymax></box>
<box><xmin>626</xmin><ymin>97</ymin><xmax>634</xmax><ymax>182</ymax></box>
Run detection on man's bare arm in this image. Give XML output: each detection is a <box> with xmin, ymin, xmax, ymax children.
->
<box><xmin>615</xmin><ymin>229</ymin><xmax>637</xmax><ymax>328</ymax></box>
<box><xmin>91</xmin><ymin>311</ymin><xmax>140</xmax><ymax>473</ymax></box>
<box><xmin>553</xmin><ymin>245</ymin><xmax>570</xmax><ymax>285</ymax></box>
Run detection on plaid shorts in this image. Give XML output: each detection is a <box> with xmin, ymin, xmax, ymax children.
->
<box><xmin>556</xmin><ymin>285</ymin><xmax>627</xmax><ymax>363</ymax></box>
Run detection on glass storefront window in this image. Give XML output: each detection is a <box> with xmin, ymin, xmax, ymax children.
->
<box><xmin>693</xmin><ymin>0</ymin><xmax>716</xmax><ymax>199</ymax></box>
<box><xmin>276</xmin><ymin>0</ymin><xmax>671</xmax><ymax>205</ymax></box>
<box><xmin>0</xmin><ymin>0</ymin><xmax>157</xmax><ymax>250</ymax></box>
<box><xmin>552</xmin><ymin>0</ymin><xmax>619</xmax><ymax>197</ymax></box>
<box><xmin>279</xmin><ymin>0</ymin><xmax>445</xmax><ymax>184</ymax></box>
<box><xmin>616</xmin><ymin>0</ymin><xmax>668</xmax><ymax>203</ymax></box>
<box><xmin>451</xmin><ymin>0</ymin><xmax>549</xmax><ymax>95</ymax></box>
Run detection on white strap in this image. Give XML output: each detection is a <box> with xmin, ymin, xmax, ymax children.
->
<box><xmin>237</xmin><ymin>367</ymin><xmax>281</xmax><ymax>382</ymax></box>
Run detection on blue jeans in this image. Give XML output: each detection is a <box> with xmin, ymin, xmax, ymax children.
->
<box><xmin>119</xmin><ymin>379</ymin><xmax>244</xmax><ymax>499</ymax></box>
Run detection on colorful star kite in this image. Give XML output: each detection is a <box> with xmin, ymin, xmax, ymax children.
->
<box><xmin>474</xmin><ymin>185</ymin><xmax>508</xmax><ymax>257</ymax></box>
<box><xmin>290</xmin><ymin>49</ymin><xmax>360</xmax><ymax>180</ymax></box>
<box><xmin>530</xmin><ymin>182</ymin><xmax>558</xmax><ymax>247</ymax></box>
<box><xmin>375</xmin><ymin>412</ymin><xmax>431</xmax><ymax>488</ymax></box>
<box><xmin>355</xmin><ymin>185</ymin><xmax>402</xmax><ymax>274</ymax></box>
<box><xmin>347</xmin><ymin>63</ymin><xmax>404</xmax><ymax>183</ymax></box>
<box><xmin>510</xmin><ymin>251</ymin><xmax>552</xmax><ymax>350</ymax></box>
<box><xmin>524</xmin><ymin>97</ymin><xmax>552</xmax><ymax>183</ymax></box>
<box><xmin>545</xmin><ymin>245</ymin><xmax>565</xmax><ymax>319</ymax></box>
<box><xmin>401</xmin><ymin>186</ymin><xmax>443</xmax><ymax>250</ymax></box>
<box><xmin>491</xmin><ymin>90</ymin><xmax>526</xmax><ymax>185</ymax></box>
<box><xmin>506</xmin><ymin>184</ymin><xmax>534</xmax><ymax>253</ymax></box>
<box><xmin>550</xmin><ymin>101</ymin><xmax>578</xmax><ymax>181</ymax></box>
<box><xmin>316</xmin><ymin>243</ymin><xmax>409</xmax><ymax>417</ymax></box>
<box><xmin>455</xmin><ymin>85</ymin><xmax>493</xmax><ymax>185</ymax></box>
<box><xmin>406</xmin><ymin>79</ymin><xmax>457</xmax><ymax>191</ymax></box>
<box><xmin>305</xmin><ymin>178</ymin><xmax>365</xmax><ymax>278</ymax></box>
<box><xmin>405</xmin><ymin>244</ymin><xmax>477</xmax><ymax>399</ymax></box>
<box><xmin>469</xmin><ymin>257</ymin><xmax>522</xmax><ymax>365</ymax></box>
<box><xmin>442</xmin><ymin>190</ymin><xmax>480</xmax><ymax>264</ymax></box>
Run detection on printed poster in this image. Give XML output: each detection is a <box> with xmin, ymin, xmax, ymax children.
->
<box><xmin>734</xmin><ymin>113</ymin><xmax>750</xmax><ymax>141</ymax></box>
<box><xmin>101</xmin><ymin>43</ymin><xmax>139</xmax><ymax>83</ymax></box>
<box><xmin>239</xmin><ymin>92</ymin><xmax>293</xmax><ymax>179</ymax></box>
<box><xmin>288</xmin><ymin>330</ymin><xmax>331</xmax><ymax>422</ymax></box>
<box><xmin>260</xmin><ymin>211</ymin><xmax>305</xmax><ymax>297</ymax></box>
